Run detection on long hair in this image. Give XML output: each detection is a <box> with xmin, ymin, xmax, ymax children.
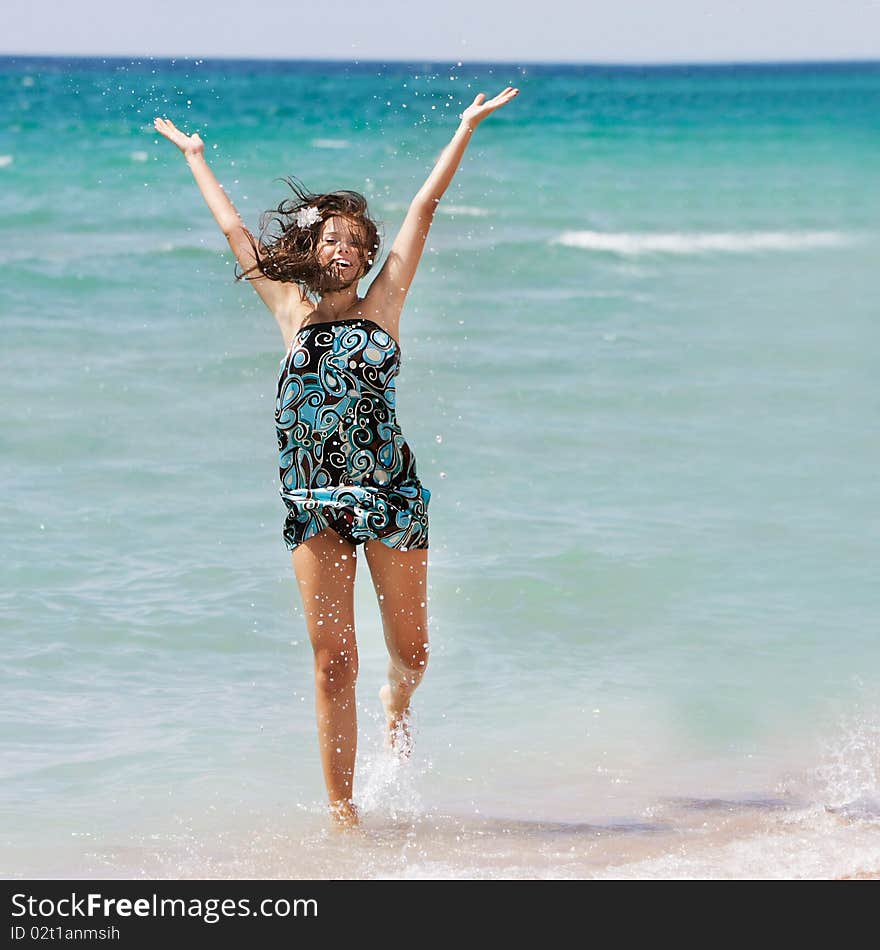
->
<box><xmin>235</xmin><ymin>176</ymin><xmax>382</xmax><ymax>299</ymax></box>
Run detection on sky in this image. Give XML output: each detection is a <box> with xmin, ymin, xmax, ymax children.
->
<box><xmin>3</xmin><ymin>0</ymin><xmax>880</xmax><ymax>64</ymax></box>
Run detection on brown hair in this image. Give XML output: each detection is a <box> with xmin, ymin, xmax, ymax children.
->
<box><xmin>235</xmin><ymin>176</ymin><xmax>382</xmax><ymax>299</ymax></box>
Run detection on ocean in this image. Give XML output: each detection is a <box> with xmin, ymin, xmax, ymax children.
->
<box><xmin>2</xmin><ymin>55</ymin><xmax>879</xmax><ymax>879</ymax></box>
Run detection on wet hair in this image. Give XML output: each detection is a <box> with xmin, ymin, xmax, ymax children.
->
<box><xmin>235</xmin><ymin>176</ymin><xmax>382</xmax><ymax>299</ymax></box>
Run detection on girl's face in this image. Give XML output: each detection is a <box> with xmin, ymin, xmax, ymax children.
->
<box><xmin>317</xmin><ymin>216</ymin><xmax>366</xmax><ymax>285</ymax></box>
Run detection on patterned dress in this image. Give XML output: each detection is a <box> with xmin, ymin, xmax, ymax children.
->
<box><xmin>275</xmin><ymin>316</ymin><xmax>431</xmax><ymax>552</ymax></box>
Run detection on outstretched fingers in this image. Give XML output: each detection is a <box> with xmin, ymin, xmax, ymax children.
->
<box><xmin>488</xmin><ymin>86</ymin><xmax>519</xmax><ymax>107</ymax></box>
<box><xmin>463</xmin><ymin>86</ymin><xmax>520</xmax><ymax>124</ymax></box>
<box><xmin>153</xmin><ymin>117</ymin><xmax>204</xmax><ymax>155</ymax></box>
<box><xmin>153</xmin><ymin>116</ymin><xmax>180</xmax><ymax>143</ymax></box>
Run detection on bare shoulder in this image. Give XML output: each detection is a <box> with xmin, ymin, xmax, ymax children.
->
<box><xmin>279</xmin><ymin>292</ymin><xmax>317</xmax><ymax>352</ymax></box>
<box><xmin>225</xmin><ymin>225</ymin><xmax>314</xmax><ymax>349</ymax></box>
<box><xmin>359</xmin><ymin>285</ymin><xmax>402</xmax><ymax>344</ymax></box>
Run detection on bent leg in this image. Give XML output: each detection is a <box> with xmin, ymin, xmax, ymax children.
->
<box><xmin>292</xmin><ymin>526</ymin><xmax>360</xmax><ymax>825</ymax></box>
<box><xmin>364</xmin><ymin>539</ymin><xmax>429</xmax><ymax>754</ymax></box>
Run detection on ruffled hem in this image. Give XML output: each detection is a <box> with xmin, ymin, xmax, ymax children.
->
<box><xmin>280</xmin><ymin>482</ymin><xmax>431</xmax><ymax>551</ymax></box>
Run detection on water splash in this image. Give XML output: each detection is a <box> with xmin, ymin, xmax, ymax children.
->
<box><xmin>356</xmin><ymin>705</ymin><xmax>429</xmax><ymax>823</ymax></box>
<box><xmin>808</xmin><ymin>707</ymin><xmax>880</xmax><ymax>820</ymax></box>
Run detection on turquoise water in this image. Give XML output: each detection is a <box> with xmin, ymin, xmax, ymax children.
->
<box><xmin>2</xmin><ymin>56</ymin><xmax>880</xmax><ymax>879</ymax></box>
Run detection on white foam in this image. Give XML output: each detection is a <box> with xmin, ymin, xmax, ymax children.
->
<box><xmin>554</xmin><ymin>229</ymin><xmax>853</xmax><ymax>256</ymax></box>
<box><xmin>0</xmin><ymin>155</ymin><xmax>14</xmax><ymax>168</ymax></box>
<box><xmin>311</xmin><ymin>138</ymin><xmax>351</xmax><ymax>149</ymax></box>
<box><xmin>441</xmin><ymin>205</ymin><xmax>490</xmax><ymax>217</ymax></box>
<box><xmin>381</xmin><ymin>201</ymin><xmax>489</xmax><ymax>216</ymax></box>
<box><xmin>593</xmin><ymin>808</ymin><xmax>880</xmax><ymax>880</ymax></box>
<box><xmin>156</xmin><ymin>241</ymin><xmax>214</xmax><ymax>254</ymax></box>
<box><xmin>130</xmin><ymin>150</ymin><xmax>149</xmax><ymax>163</ymax></box>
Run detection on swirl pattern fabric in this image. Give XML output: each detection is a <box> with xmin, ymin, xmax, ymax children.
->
<box><xmin>275</xmin><ymin>317</ymin><xmax>431</xmax><ymax>552</ymax></box>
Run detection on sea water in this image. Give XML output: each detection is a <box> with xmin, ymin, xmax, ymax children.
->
<box><xmin>2</xmin><ymin>56</ymin><xmax>879</xmax><ymax>879</ymax></box>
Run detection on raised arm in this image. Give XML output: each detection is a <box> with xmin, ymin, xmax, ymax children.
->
<box><xmin>153</xmin><ymin>117</ymin><xmax>308</xmax><ymax>340</ymax></box>
<box><xmin>363</xmin><ymin>87</ymin><xmax>519</xmax><ymax>323</ymax></box>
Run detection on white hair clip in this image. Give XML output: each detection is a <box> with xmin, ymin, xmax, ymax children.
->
<box><xmin>293</xmin><ymin>205</ymin><xmax>322</xmax><ymax>228</ymax></box>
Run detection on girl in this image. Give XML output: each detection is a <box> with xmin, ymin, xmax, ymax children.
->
<box><xmin>154</xmin><ymin>85</ymin><xmax>519</xmax><ymax>829</ymax></box>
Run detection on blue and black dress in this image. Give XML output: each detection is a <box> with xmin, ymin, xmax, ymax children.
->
<box><xmin>275</xmin><ymin>316</ymin><xmax>431</xmax><ymax>552</ymax></box>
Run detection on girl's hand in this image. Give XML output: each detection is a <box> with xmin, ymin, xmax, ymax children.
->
<box><xmin>153</xmin><ymin>116</ymin><xmax>205</xmax><ymax>158</ymax></box>
<box><xmin>460</xmin><ymin>86</ymin><xmax>519</xmax><ymax>129</ymax></box>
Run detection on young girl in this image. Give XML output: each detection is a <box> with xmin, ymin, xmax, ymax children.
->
<box><xmin>154</xmin><ymin>85</ymin><xmax>519</xmax><ymax>829</ymax></box>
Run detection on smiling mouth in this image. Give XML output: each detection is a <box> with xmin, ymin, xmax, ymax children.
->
<box><xmin>332</xmin><ymin>260</ymin><xmax>358</xmax><ymax>277</ymax></box>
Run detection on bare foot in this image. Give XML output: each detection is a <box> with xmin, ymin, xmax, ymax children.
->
<box><xmin>379</xmin><ymin>683</ymin><xmax>413</xmax><ymax>758</ymax></box>
<box><xmin>328</xmin><ymin>799</ymin><xmax>360</xmax><ymax>830</ymax></box>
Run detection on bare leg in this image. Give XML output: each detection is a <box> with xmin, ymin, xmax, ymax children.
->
<box><xmin>292</xmin><ymin>526</ymin><xmax>360</xmax><ymax>828</ymax></box>
<box><xmin>364</xmin><ymin>540</ymin><xmax>429</xmax><ymax>757</ymax></box>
